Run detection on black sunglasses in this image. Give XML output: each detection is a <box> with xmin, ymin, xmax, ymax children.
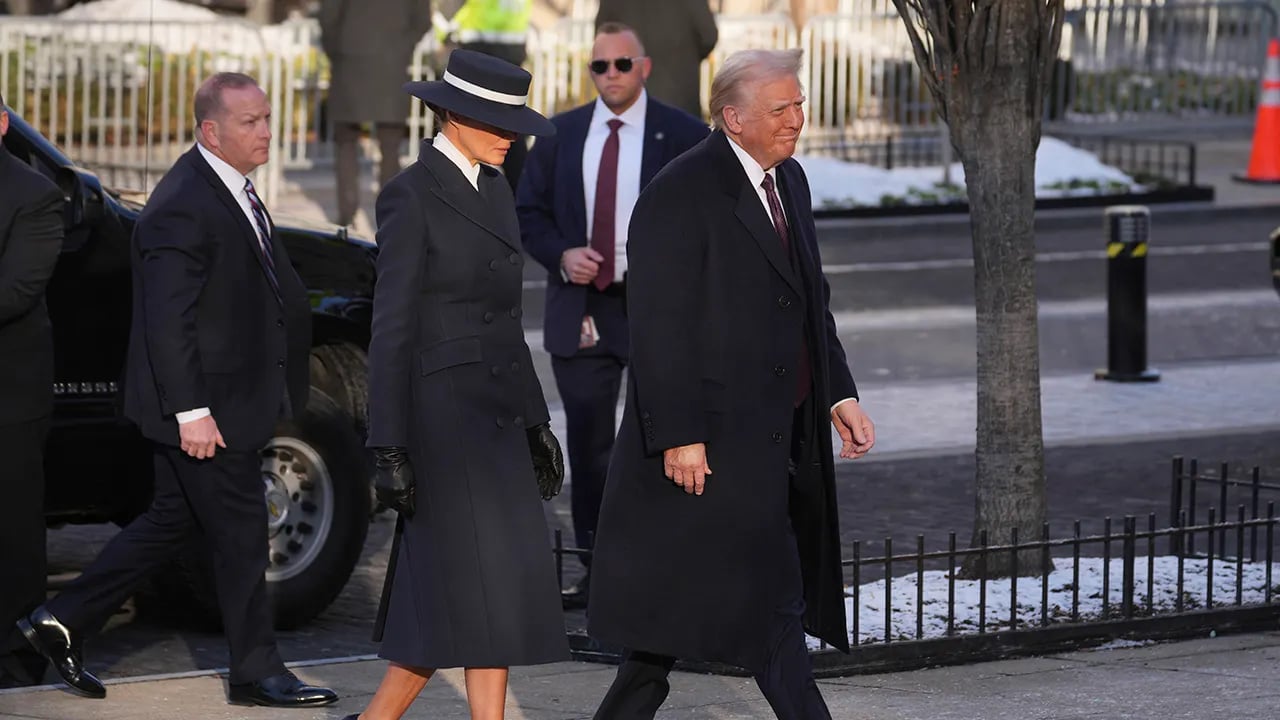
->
<box><xmin>589</xmin><ymin>56</ymin><xmax>644</xmax><ymax>75</ymax></box>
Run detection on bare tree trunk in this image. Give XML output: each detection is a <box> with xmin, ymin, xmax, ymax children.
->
<box><xmin>891</xmin><ymin>0</ymin><xmax>1064</xmax><ymax>578</ymax></box>
<box><xmin>955</xmin><ymin>107</ymin><xmax>1047</xmax><ymax>578</ymax></box>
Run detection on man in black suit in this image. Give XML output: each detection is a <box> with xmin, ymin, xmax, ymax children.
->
<box><xmin>0</xmin><ymin>89</ymin><xmax>64</xmax><ymax>689</ymax></box>
<box><xmin>15</xmin><ymin>73</ymin><xmax>337</xmax><ymax>708</ymax></box>
<box><xmin>586</xmin><ymin>49</ymin><xmax>876</xmax><ymax>720</ymax></box>
<box><xmin>516</xmin><ymin>22</ymin><xmax>709</xmax><ymax>608</ymax></box>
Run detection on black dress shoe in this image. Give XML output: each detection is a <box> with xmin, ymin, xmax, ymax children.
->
<box><xmin>561</xmin><ymin>571</ymin><xmax>590</xmax><ymax>610</ymax></box>
<box><xmin>227</xmin><ymin>670</ymin><xmax>338</xmax><ymax>707</ymax></box>
<box><xmin>15</xmin><ymin>606</ymin><xmax>105</xmax><ymax>699</ymax></box>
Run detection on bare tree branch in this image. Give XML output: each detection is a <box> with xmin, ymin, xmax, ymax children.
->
<box><xmin>891</xmin><ymin>0</ymin><xmax>948</xmax><ymax>119</ymax></box>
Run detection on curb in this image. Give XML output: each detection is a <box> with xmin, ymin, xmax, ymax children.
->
<box><xmin>817</xmin><ymin>202</ymin><xmax>1280</xmax><ymax>241</ymax></box>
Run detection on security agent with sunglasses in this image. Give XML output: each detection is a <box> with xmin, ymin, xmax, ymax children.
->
<box><xmin>516</xmin><ymin>22</ymin><xmax>709</xmax><ymax>609</ymax></box>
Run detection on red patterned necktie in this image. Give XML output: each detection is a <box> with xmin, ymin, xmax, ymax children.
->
<box><xmin>590</xmin><ymin>118</ymin><xmax>623</xmax><ymax>291</ymax></box>
<box><xmin>761</xmin><ymin>173</ymin><xmax>811</xmax><ymax>407</ymax></box>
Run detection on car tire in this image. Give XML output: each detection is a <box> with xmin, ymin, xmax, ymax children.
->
<box><xmin>144</xmin><ymin>387</ymin><xmax>370</xmax><ymax>630</ymax></box>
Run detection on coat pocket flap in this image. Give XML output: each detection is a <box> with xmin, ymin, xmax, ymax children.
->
<box><xmin>419</xmin><ymin>336</ymin><xmax>483</xmax><ymax>376</ymax></box>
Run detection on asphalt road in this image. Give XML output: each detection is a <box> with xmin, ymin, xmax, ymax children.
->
<box><xmin>520</xmin><ymin>212</ymin><xmax>1280</xmax><ymax>398</ymax></box>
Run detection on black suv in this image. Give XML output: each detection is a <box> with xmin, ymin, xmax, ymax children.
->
<box><xmin>5</xmin><ymin>110</ymin><xmax>379</xmax><ymax>629</ymax></box>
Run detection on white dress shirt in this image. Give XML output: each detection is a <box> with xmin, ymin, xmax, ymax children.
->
<box><xmin>583</xmin><ymin>90</ymin><xmax>647</xmax><ymax>283</ymax></box>
<box><xmin>724</xmin><ymin>135</ymin><xmax>857</xmax><ymax>414</ymax></box>
<box><xmin>433</xmin><ymin>132</ymin><xmax>481</xmax><ymax>191</ymax></box>
<box><xmin>177</xmin><ymin>144</ymin><xmax>270</xmax><ymax>425</ymax></box>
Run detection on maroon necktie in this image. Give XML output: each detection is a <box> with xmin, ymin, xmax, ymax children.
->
<box><xmin>590</xmin><ymin>118</ymin><xmax>623</xmax><ymax>291</ymax></box>
<box><xmin>762</xmin><ymin>174</ymin><xmax>811</xmax><ymax>407</ymax></box>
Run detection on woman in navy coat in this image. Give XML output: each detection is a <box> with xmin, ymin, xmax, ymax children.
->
<box><xmin>344</xmin><ymin>49</ymin><xmax>569</xmax><ymax>720</ymax></box>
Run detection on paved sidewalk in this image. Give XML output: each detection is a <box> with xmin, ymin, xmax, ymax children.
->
<box><xmin>3</xmin><ymin>632</ymin><xmax>1279</xmax><ymax>719</ymax></box>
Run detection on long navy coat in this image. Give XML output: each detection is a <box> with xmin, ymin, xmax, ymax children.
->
<box><xmin>365</xmin><ymin>141</ymin><xmax>569</xmax><ymax>668</ymax></box>
<box><xmin>587</xmin><ymin>131</ymin><xmax>857</xmax><ymax>672</ymax></box>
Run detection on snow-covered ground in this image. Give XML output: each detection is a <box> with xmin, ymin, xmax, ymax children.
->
<box><xmin>48</xmin><ymin>0</ymin><xmax>308</xmax><ymax>58</ymax></box>
<box><xmin>798</xmin><ymin>137</ymin><xmax>1139</xmax><ymax>210</ymax></box>
<box><xmin>808</xmin><ymin>555</ymin><xmax>1279</xmax><ymax>650</ymax></box>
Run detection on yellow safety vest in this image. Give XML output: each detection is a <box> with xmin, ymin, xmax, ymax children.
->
<box><xmin>451</xmin><ymin>0</ymin><xmax>531</xmax><ymax>45</ymax></box>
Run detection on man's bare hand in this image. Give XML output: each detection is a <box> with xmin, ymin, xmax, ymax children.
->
<box><xmin>179</xmin><ymin>415</ymin><xmax>227</xmax><ymax>459</ymax></box>
<box><xmin>663</xmin><ymin>443</ymin><xmax>712</xmax><ymax>496</ymax></box>
<box><xmin>562</xmin><ymin>247</ymin><xmax>604</xmax><ymax>285</ymax></box>
<box><xmin>831</xmin><ymin>400</ymin><xmax>875</xmax><ymax>460</ymax></box>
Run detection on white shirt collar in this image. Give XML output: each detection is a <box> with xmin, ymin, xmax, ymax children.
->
<box><xmin>196</xmin><ymin>142</ymin><xmax>249</xmax><ymax>196</ymax></box>
<box><xmin>432</xmin><ymin>132</ymin><xmax>481</xmax><ymax>191</ymax></box>
<box><xmin>725</xmin><ymin>134</ymin><xmax>774</xmax><ymax>191</ymax></box>
<box><xmin>591</xmin><ymin>88</ymin><xmax>648</xmax><ymax>130</ymax></box>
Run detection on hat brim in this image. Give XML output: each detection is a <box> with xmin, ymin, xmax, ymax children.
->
<box><xmin>404</xmin><ymin>81</ymin><xmax>556</xmax><ymax>138</ymax></box>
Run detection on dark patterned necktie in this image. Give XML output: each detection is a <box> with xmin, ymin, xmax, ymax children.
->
<box><xmin>761</xmin><ymin>173</ymin><xmax>811</xmax><ymax>407</ymax></box>
<box><xmin>244</xmin><ymin>178</ymin><xmax>282</xmax><ymax>305</ymax></box>
<box><xmin>590</xmin><ymin>118</ymin><xmax>623</xmax><ymax>291</ymax></box>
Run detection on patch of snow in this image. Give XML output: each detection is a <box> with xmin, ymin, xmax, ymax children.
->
<box><xmin>58</xmin><ymin>0</ymin><xmax>220</xmax><ymax>22</ymax></box>
<box><xmin>807</xmin><ymin>555</ymin><xmax>1280</xmax><ymax>649</ymax></box>
<box><xmin>48</xmin><ymin>0</ymin><xmax>317</xmax><ymax>58</ymax></box>
<box><xmin>1092</xmin><ymin>638</ymin><xmax>1157</xmax><ymax>650</ymax></box>
<box><xmin>797</xmin><ymin>137</ymin><xmax>1139</xmax><ymax>210</ymax></box>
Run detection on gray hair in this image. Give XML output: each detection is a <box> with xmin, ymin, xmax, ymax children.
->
<box><xmin>194</xmin><ymin>72</ymin><xmax>259</xmax><ymax>125</ymax></box>
<box><xmin>708</xmin><ymin>48</ymin><xmax>803</xmax><ymax>131</ymax></box>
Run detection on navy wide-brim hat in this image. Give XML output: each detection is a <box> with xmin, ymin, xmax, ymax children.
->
<box><xmin>404</xmin><ymin>48</ymin><xmax>555</xmax><ymax>138</ymax></box>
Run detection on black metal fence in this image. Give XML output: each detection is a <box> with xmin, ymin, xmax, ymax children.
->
<box><xmin>1053</xmin><ymin>134</ymin><xmax>1201</xmax><ymax>189</ymax></box>
<box><xmin>557</xmin><ymin>456</ymin><xmax>1280</xmax><ymax>675</ymax></box>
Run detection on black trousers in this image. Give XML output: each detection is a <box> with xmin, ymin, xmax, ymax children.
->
<box><xmin>47</xmin><ymin>444</ymin><xmax>285</xmax><ymax>684</ymax></box>
<box><xmin>0</xmin><ymin>416</ymin><xmax>51</xmax><ymax>686</ymax></box>
<box><xmin>591</xmin><ymin>528</ymin><xmax>830</xmax><ymax>720</ymax></box>
<box><xmin>551</xmin><ymin>343</ymin><xmax>626</xmax><ymax>564</ymax></box>
<box><xmin>334</xmin><ymin>122</ymin><xmax>403</xmax><ymax>227</ymax></box>
<box><xmin>593</xmin><ymin>405</ymin><xmax>831</xmax><ymax>720</ymax></box>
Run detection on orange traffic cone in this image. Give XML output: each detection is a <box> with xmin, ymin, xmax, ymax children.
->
<box><xmin>1236</xmin><ymin>38</ymin><xmax>1280</xmax><ymax>184</ymax></box>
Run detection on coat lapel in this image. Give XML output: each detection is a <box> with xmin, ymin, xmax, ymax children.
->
<box><xmin>563</xmin><ymin>110</ymin><xmax>590</xmax><ymax>246</ymax></box>
<box><xmin>710</xmin><ymin>133</ymin><xmax>802</xmax><ymax>295</ymax></box>
<box><xmin>777</xmin><ymin>161</ymin><xmax>816</xmax><ymax>295</ymax></box>
<box><xmin>478</xmin><ymin>169</ymin><xmax>522</xmax><ymax>250</ymax></box>
<box><xmin>418</xmin><ymin>142</ymin><xmax>518</xmax><ymax>250</ymax></box>
<box><xmin>640</xmin><ymin>101</ymin><xmax>666</xmax><ymax>187</ymax></box>
<box><xmin>187</xmin><ymin>147</ymin><xmax>279</xmax><ymax>294</ymax></box>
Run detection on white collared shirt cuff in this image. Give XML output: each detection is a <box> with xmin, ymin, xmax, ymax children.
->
<box><xmin>831</xmin><ymin>397</ymin><xmax>858</xmax><ymax>413</ymax></box>
<box><xmin>176</xmin><ymin>408</ymin><xmax>212</xmax><ymax>424</ymax></box>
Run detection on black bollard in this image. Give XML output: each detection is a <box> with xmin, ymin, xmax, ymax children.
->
<box><xmin>1095</xmin><ymin>205</ymin><xmax>1160</xmax><ymax>382</ymax></box>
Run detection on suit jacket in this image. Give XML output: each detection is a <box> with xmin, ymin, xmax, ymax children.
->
<box><xmin>0</xmin><ymin>142</ymin><xmax>64</xmax><ymax>424</ymax></box>
<box><xmin>319</xmin><ymin>0</ymin><xmax>432</xmax><ymax>124</ymax></box>
<box><xmin>587</xmin><ymin>131</ymin><xmax>857</xmax><ymax>671</ymax></box>
<box><xmin>595</xmin><ymin>0</ymin><xmax>718</xmax><ymax>118</ymax></box>
<box><xmin>122</xmin><ymin>147</ymin><xmax>311</xmax><ymax>449</ymax></box>
<box><xmin>516</xmin><ymin>97</ymin><xmax>708</xmax><ymax>358</ymax></box>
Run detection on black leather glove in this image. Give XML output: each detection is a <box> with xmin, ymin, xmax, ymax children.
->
<box><xmin>373</xmin><ymin>446</ymin><xmax>416</xmax><ymax>518</ymax></box>
<box><xmin>527</xmin><ymin>423</ymin><xmax>565</xmax><ymax>500</ymax></box>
